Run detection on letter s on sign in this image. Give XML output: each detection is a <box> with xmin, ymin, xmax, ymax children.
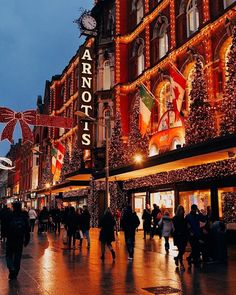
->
<box><xmin>82</xmin><ymin>134</ymin><xmax>91</xmax><ymax>146</ymax></box>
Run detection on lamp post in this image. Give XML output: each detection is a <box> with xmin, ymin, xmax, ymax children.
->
<box><xmin>75</xmin><ymin>111</ymin><xmax>110</xmax><ymax>208</ymax></box>
<box><xmin>45</xmin><ymin>182</ymin><xmax>52</xmax><ymax>208</ymax></box>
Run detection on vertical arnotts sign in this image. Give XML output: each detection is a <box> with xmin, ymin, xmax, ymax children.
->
<box><xmin>78</xmin><ymin>46</ymin><xmax>94</xmax><ymax>149</ymax></box>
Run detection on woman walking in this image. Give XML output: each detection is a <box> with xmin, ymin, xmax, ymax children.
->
<box><xmin>99</xmin><ymin>208</ymin><xmax>116</xmax><ymax>260</ymax></box>
<box><xmin>172</xmin><ymin>205</ymin><xmax>188</xmax><ymax>271</ymax></box>
<box><xmin>158</xmin><ymin>211</ymin><xmax>173</xmax><ymax>252</ymax></box>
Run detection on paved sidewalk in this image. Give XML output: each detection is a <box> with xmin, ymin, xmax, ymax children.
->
<box><xmin>0</xmin><ymin>229</ymin><xmax>236</xmax><ymax>295</ymax></box>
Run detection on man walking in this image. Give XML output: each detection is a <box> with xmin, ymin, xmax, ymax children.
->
<box><xmin>81</xmin><ymin>206</ymin><xmax>91</xmax><ymax>249</ymax></box>
<box><xmin>5</xmin><ymin>201</ymin><xmax>30</xmax><ymax>280</ymax></box>
<box><xmin>121</xmin><ymin>205</ymin><xmax>140</xmax><ymax>260</ymax></box>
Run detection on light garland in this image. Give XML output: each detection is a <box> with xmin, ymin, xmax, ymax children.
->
<box><xmin>123</xmin><ymin>158</ymin><xmax>236</xmax><ymax>190</ymax></box>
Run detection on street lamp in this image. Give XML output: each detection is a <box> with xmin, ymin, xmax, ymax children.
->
<box><xmin>134</xmin><ymin>154</ymin><xmax>143</xmax><ymax>164</ymax></box>
<box><xmin>75</xmin><ymin>111</ymin><xmax>110</xmax><ymax>208</ymax></box>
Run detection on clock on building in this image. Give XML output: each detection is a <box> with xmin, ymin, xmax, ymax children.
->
<box><xmin>81</xmin><ymin>14</ymin><xmax>97</xmax><ymax>31</ymax></box>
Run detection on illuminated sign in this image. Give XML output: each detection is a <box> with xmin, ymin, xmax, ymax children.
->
<box><xmin>78</xmin><ymin>46</ymin><xmax>94</xmax><ymax>149</ymax></box>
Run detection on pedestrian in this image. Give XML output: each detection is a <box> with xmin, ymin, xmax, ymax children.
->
<box><xmin>99</xmin><ymin>208</ymin><xmax>116</xmax><ymax>260</ymax></box>
<box><xmin>81</xmin><ymin>205</ymin><xmax>91</xmax><ymax>249</ymax></box>
<box><xmin>28</xmin><ymin>207</ymin><xmax>37</xmax><ymax>233</ymax></box>
<box><xmin>52</xmin><ymin>206</ymin><xmax>62</xmax><ymax>234</ymax></box>
<box><xmin>121</xmin><ymin>205</ymin><xmax>140</xmax><ymax>260</ymax></box>
<box><xmin>5</xmin><ymin>201</ymin><xmax>30</xmax><ymax>280</ymax></box>
<box><xmin>65</xmin><ymin>207</ymin><xmax>78</xmax><ymax>249</ymax></box>
<box><xmin>172</xmin><ymin>205</ymin><xmax>188</xmax><ymax>271</ymax></box>
<box><xmin>185</xmin><ymin>204</ymin><xmax>207</xmax><ymax>267</ymax></box>
<box><xmin>142</xmin><ymin>204</ymin><xmax>152</xmax><ymax>240</ymax></box>
<box><xmin>115</xmin><ymin>208</ymin><xmax>121</xmax><ymax>235</ymax></box>
<box><xmin>38</xmin><ymin>207</ymin><xmax>49</xmax><ymax>233</ymax></box>
<box><xmin>150</xmin><ymin>204</ymin><xmax>161</xmax><ymax>238</ymax></box>
<box><xmin>0</xmin><ymin>205</ymin><xmax>10</xmax><ymax>242</ymax></box>
<box><xmin>158</xmin><ymin>211</ymin><xmax>173</xmax><ymax>252</ymax></box>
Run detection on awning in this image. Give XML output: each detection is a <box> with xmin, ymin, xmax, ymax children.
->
<box><xmin>94</xmin><ymin>134</ymin><xmax>236</xmax><ymax>181</ymax></box>
<box><xmin>66</xmin><ymin>168</ymin><xmax>93</xmax><ymax>181</ymax></box>
<box><xmin>35</xmin><ymin>180</ymin><xmax>89</xmax><ymax>195</ymax></box>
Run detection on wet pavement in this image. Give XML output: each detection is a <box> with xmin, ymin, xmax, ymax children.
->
<box><xmin>0</xmin><ymin>229</ymin><xmax>236</xmax><ymax>295</ymax></box>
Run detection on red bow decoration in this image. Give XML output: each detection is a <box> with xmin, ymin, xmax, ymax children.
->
<box><xmin>0</xmin><ymin>107</ymin><xmax>73</xmax><ymax>143</ymax></box>
<box><xmin>0</xmin><ymin>107</ymin><xmax>36</xmax><ymax>143</ymax></box>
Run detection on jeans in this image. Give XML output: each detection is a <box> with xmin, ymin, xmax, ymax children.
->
<box><xmin>83</xmin><ymin>230</ymin><xmax>90</xmax><ymax>247</ymax></box>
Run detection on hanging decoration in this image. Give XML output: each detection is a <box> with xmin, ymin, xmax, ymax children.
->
<box><xmin>0</xmin><ymin>107</ymin><xmax>73</xmax><ymax>143</ymax></box>
<box><xmin>0</xmin><ymin>157</ymin><xmax>14</xmax><ymax>170</ymax></box>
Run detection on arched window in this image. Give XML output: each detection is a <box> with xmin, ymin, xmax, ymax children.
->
<box><xmin>136</xmin><ymin>0</ymin><xmax>144</xmax><ymax>24</ymax></box>
<box><xmin>158</xmin><ymin>21</ymin><xmax>169</xmax><ymax>59</ymax></box>
<box><xmin>103</xmin><ymin>60</ymin><xmax>111</xmax><ymax>90</ymax></box>
<box><xmin>103</xmin><ymin>108</ymin><xmax>111</xmax><ymax>141</ymax></box>
<box><xmin>137</xmin><ymin>44</ymin><xmax>145</xmax><ymax>76</ymax></box>
<box><xmin>152</xmin><ymin>16</ymin><xmax>169</xmax><ymax>61</ymax></box>
<box><xmin>186</xmin><ymin>0</ymin><xmax>199</xmax><ymax>37</ymax></box>
<box><xmin>224</xmin><ymin>0</ymin><xmax>235</xmax><ymax>8</ymax></box>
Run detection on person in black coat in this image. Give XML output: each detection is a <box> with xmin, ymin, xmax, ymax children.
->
<box><xmin>81</xmin><ymin>206</ymin><xmax>91</xmax><ymax>249</ymax></box>
<box><xmin>99</xmin><ymin>208</ymin><xmax>116</xmax><ymax>260</ymax></box>
<box><xmin>5</xmin><ymin>201</ymin><xmax>30</xmax><ymax>280</ymax></box>
<box><xmin>65</xmin><ymin>207</ymin><xmax>78</xmax><ymax>249</ymax></box>
<box><xmin>121</xmin><ymin>205</ymin><xmax>140</xmax><ymax>260</ymax></box>
<box><xmin>142</xmin><ymin>204</ymin><xmax>152</xmax><ymax>239</ymax></box>
<box><xmin>172</xmin><ymin>205</ymin><xmax>188</xmax><ymax>271</ymax></box>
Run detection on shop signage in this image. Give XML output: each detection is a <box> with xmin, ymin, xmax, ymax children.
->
<box><xmin>78</xmin><ymin>46</ymin><xmax>94</xmax><ymax>149</ymax></box>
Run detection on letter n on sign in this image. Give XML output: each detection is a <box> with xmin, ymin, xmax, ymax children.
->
<box><xmin>78</xmin><ymin>45</ymin><xmax>94</xmax><ymax>149</ymax></box>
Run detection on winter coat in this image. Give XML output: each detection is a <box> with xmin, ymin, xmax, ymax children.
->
<box><xmin>172</xmin><ymin>215</ymin><xmax>188</xmax><ymax>246</ymax></box>
<box><xmin>158</xmin><ymin>215</ymin><xmax>174</xmax><ymax>237</ymax></box>
<box><xmin>99</xmin><ymin>213</ymin><xmax>116</xmax><ymax>244</ymax></box>
<box><xmin>142</xmin><ymin>209</ymin><xmax>152</xmax><ymax>231</ymax></box>
<box><xmin>81</xmin><ymin>210</ymin><xmax>91</xmax><ymax>232</ymax></box>
<box><xmin>121</xmin><ymin>211</ymin><xmax>140</xmax><ymax>239</ymax></box>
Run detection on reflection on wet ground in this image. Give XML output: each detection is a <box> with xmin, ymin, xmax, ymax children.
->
<box><xmin>0</xmin><ymin>229</ymin><xmax>236</xmax><ymax>295</ymax></box>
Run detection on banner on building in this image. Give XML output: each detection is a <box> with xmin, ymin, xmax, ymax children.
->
<box><xmin>139</xmin><ymin>84</ymin><xmax>155</xmax><ymax>136</ymax></box>
<box><xmin>77</xmin><ymin>45</ymin><xmax>94</xmax><ymax>149</ymax></box>
<box><xmin>169</xmin><ymin>64</ymin><xmax>186</xmax><ymax>113</ymax></box>
<box><xmin>51</xmin><ymin>141</ymin><xmax>65</xmax><ymax>182</ymax></box>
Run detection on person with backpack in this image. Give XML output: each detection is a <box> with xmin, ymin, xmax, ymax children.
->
<box><xmin>5</xmin><ymin>201</ymin><xmax>30</xmax><ymax>280</ymax></box>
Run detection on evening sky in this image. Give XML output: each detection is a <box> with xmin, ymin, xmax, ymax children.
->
<box><xmin>0</xmin><ymin>0</ymin><xmax>93</xmax><ymax>156</ymax></box>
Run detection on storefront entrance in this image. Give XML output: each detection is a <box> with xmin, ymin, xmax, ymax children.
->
<box><xmin>133</xmin><ymin>192</ymin><xmax>146</xmax><ymax>229</ymax></box>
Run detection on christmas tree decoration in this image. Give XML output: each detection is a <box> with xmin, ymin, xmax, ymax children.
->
<box><xmin>69</xmin><ymin>139</ymin><xmax>82</xmax><ymax>173</ymax></box>
<box><xmin>40</xmin><ymin>153</ymin><xmax>53</xmax><ymax>188</ymax></box>
<box><xmin>127</xmin><ymin>94</ymin><xmax>149</xmax><ymax>163</ymax></box>
<box><xmin>109</xmin><ymin>112</ymin><xmax>126</xmax><ymax>168</ymax></box>
<box><xmin>220</xmin><ymin>26</ymin><xmax>236</xmax><ymax>136</ymax></box>
<box><xmin>222</xmin><ymin>192</ymin><xmax>236</xmax><ymax>224</ymax></box>
<box><xmin>87</xmin><ymin>179</ymin><xmax>99</xmax><ymax>227</ymax></box>
<box><xmin>185</xmin><ymin>56</ymin><xmax>217</xmax><ymax>145</ymax></box>
<box><xmin>59</xmin><ymin>143</ymin><xmax>70</xmax><ymax>183</ymax></box>
<box><xmin>109</xmin><ymin>181</ymin><xmax>127</xmax><ymax>213</ymax></box>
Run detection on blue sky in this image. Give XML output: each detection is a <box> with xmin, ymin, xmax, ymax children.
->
<box><xmin>0</xmin><ymin>0</ymin><xmax>93</xmax><ymax>156</ymax></box>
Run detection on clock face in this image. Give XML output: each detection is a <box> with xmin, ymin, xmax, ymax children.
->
<box><xmin>81</xmin><ymin>15</ymin><xmax>97</xmax><ymax>31</ymax></box>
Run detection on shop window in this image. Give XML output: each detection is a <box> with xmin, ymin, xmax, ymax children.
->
<box><xmin>179</xmin><ymin>190</ymin><xmax>211</xmax><ymax>214</ymax></box>
<box><xmin>186</xmin><ymin>0</ymin><xmax>199</xmax><ymax>37</ymax></box>
<box><xmin>224</xmin><ymin>0</ymin><xmax>236</xmax><ymax>8</ymax></box>
<box><xmin>103</xmin><ymin>60</ymin><xmax>111</xmax><ymax>90</ymax></box>
<box><xmin>150</xmin><ymin>191</ymin><xmax>175</xmax><ymax>217</ymax></box>
<box><xmin>218</xmin><ymin>188</ymin><xmax>236</xmax><ymax>227</ymax></box>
